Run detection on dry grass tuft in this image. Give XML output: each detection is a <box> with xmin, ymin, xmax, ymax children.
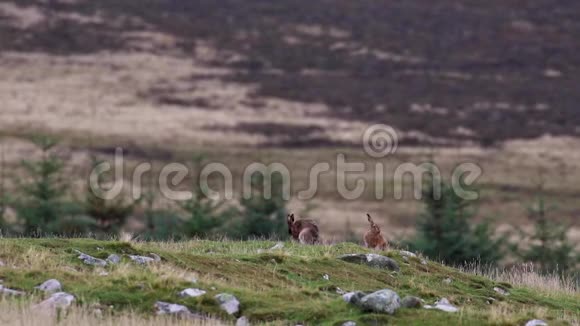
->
<box><xmin>0</xmin><ymin>300</ymin><xmax>226</xmax><ymax>326</ymax></box>
<box><xmin>461</xmin><ymin>263</ymin><xmax>579</xmax><ymax>296</ymax></box>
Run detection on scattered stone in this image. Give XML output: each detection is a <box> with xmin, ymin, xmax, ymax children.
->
<box><xmin>215</xmin><ymin>293</ymin><xmax>240</xmax><ymax>315</ymax></box>
<box><xmin>269</xmin><ymin>242</ymin><xmax>284</xmax><ymax>250</ymax></box>
<box><xmin>128</xmin><ymin>255</ymin><xmax>156</xmax><ymax>265</ymax></box>
<box><xmin>493</xmin><ymin>287</ymin><xmax>510</xmax><ymax>296</ymax></box>
<box><xmin>335</xmin><ymin>287</ymin><xmax>346</xmax><ymax>295</ymax></box>
<box><xmin>74</xmin><ymin>250</ymin><xmax>107</xmax><ymax>267</ymax></box>
<box><xmin>236</xmin><ymin>316</ymin><xmax>250</xmax><ymax>326</ymax></box>
<box><xmin>92</xmin><ymin>308</ymin><xmax>103</xmax><ymax>317</ymax></box>
<box><xmin>0</xmin><ymin>285</ymin><xmax>25</xmax><ymax>296</ymax></box>
<box><xmin>155</xmin><ymin>301</ymin><xmax>190</xmax><ymax>315</ymax></box>
<box><xmin>525</xmin><ymin>320</ymin><xmax>548</xmax><ymax>326</ymax></box>
<box><xmin>342</xmin><ymin>291</ymin><xmax>366</xmax><ymax>305</ymax></box>
<box><xmin>401</xmin><ymin>296</ymin><xmax>422</xmax><ymax>308</ymax></box>
<box><xmin>443</xmin><ymin>277</ymin><xmax>452</xmax><ymax>284</ymax></box>
<box><xmin>486</xmin><ymin>297</ymin><xmax>496</xmax><ymax>304</ymax></box>
<box><xmin>342</xmin><ymin>322</ymin><xmax>356</xmax><ymax>326</ymax></box>
<box><xmin>150</xmin><ymin>253</ymin><xmax>161</xmax><ymax>262</ymax></box>
<box><xmin>0</xmin><ymin>260</ymin><xmax>5</xmax><ymax>267</ymax></box>
<box><xmin>399</xmin><ymin>250</ymin><xmax>417</xmax><ymax>258</ymax></box>
<box><xmin>322</xmin><ymin>274</ymin><xmax>330</xmax><ymax>281</ymax></box>
<box><xmin>357</xmin><ymin>289</ymin><xmax>401</xmax><ymax>314</ymax></box>
<box><xmin>338</xmin><ymin>254</ymin><xmax>400</xmax><ymax>272</ymax></box>
<box><xmin>35</xmin><ymin>279</ymin><xmax>62</xmax><ymax>293</ymax></box>
<box><xmin>179</xmin><ymin>288</ymin><xmax>207</xmax><ymax>298</ymax></box>
<box><xmin>106</xmin><ymin>254</ymin><xmax>121</xmax><ymax>265</ymax></box>
<box><xmin>98</xmin><ymin>271</ymin><xmax>109</xmax><ymax>276</ymax></box>
<box><xmin>420</xmin><ymin>259</ymin><xmax>427</xmax><ymax>265</ymax></box>
<box><xmin>154</xmin><ymin>301</ymin><xmax>205</xmax><ymax>320</ymax></box>
<box><xmin>33</xmin><ymin>292</ymin><xmax>75</xmax><ymax>314</ymax></box>
<box><xmin>424</xmin><ymin>298</ymin><xmax>459</xmax><ymax>313</ymax></box>
<box><xmin>544</xmin><ymin>69</ymin><xmax>562</xmax><ymax>78</ymax></box>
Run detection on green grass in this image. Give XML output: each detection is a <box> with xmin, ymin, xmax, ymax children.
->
<box><xmin>0</xmin><ymin>239</ymin><xmax>578</xmax><ymax>325</ymax></box>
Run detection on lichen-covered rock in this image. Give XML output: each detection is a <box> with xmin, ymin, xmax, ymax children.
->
<box><xmin>128</xmin><ymin>255</ymin><xmax>156</xmax><ymax>265</ymax></box>
<box><xmin>525</xmin><ymin>320</ymin><xmax>548</xmax><ymax>326</ymax></box>
<box><xmin>424</xmin><ymin>298</ymin><xmax>459</xmax><ymax>313</ymax></box>
<box><xmin>342</xmin><ymin>322</ymin><xmax>356</xmax><ymax>326</ymax></box>
<box><xmin>399</xmin><ymin>250</ymin><xmax>417</xmax><ymax>258</ymax></box>
<box><xmin>236</xmin><ymin>316</ymin><xmax>250</xmax><ymax>326</ymax></box>
<box><xmin>155</xmin><ymin>301</ymin><xmax>190</xmax><ymax>315</ymax></box>
<box><xmin>0</xmin><ymin>285</ymin><xmax>25</xmax><ymax>296</ymax></box>
<box><xmin>154</xmin><ymin>301</ymin><xmax>206</xmax><ymax>320</ymax></box>
<box><xmin>35</xmin><ymin>279</ymin><xmax>62</xmax><ymax>293</ymax></box>
<box><xmin>357</xmin><ymin>289</ymin><xmax>401</xmax><ymax>314</ymax></box>
<box><xmin>338</xmin><ymin>254</ymin><xmax>400</xmax><ymax>271</ymax></box>
<box><xmin>106</xmin><ymin>254</ymin><xmax>121</xmax><ymax>265</ymax></box>
<box><xmin>493</xmin><ymin>287</ymin><xmax>510</xmax><ymax>296</ymax></box>
<box><xmin>401</xmin><ymin>296</ymin><xmax>422</xmax><ymax>308</ymax></box>
<box><xmin>215</xmin><ymin>293</ymin><xmax>240</xmax><ymax>315</ymax></box>
<box><xmin>179</xmin><ymin>288</ymin><xmax>207</xmax><ymax>298</ymax></box>
<box><xmin>342</xmin><ymin>291</ymin><xmax>366</xmax><ymax>305</ymax></box>
<box><xmin>33</xmin><ymin>292</ymin><xmax>75</xmax><ymax>314</ymax></box>
<box><xmin>74</xmin><ymin>250</ymin><xmax>107</xmax><ymax>267</ymax></box>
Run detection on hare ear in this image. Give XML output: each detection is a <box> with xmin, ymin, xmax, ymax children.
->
<box><xmin>366</xmin><ymin>213</ymin><xmax>373</xmax><ymax>223</ymax></box>
<box><xmin>287</xmin><ymin>214</ymin><xmax>295</xmax><ymax>223</ymax></box>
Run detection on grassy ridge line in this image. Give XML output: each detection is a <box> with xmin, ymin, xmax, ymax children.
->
<box><xmin>0</xmin><ymin>239</ymin><xmax>578</xmax><ymax>325</ymax></box>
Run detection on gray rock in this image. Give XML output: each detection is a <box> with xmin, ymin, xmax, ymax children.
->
<box><xmin>493</xmin><ymin>287</ymin><xmax>510</xmax><ymax>296</ymax></box>
<box><xmin>358</xmin><ymin>289</ymin><xmax>401</xmax><ymax>314</ymax></box>
<box><xmin>74</xmin><ymin>250</ymin><xmax>107</xmax><ymax>267</ymax></box>
<box><xmin>399</xmin><ymin>250</ymin><xmax>417</xmax><ymax>258</ymax></box>
<box><xmin>215</xmin><ymin>293</ymin><xmax>240</xmax><ymax>315</ymax></box>
<box><xmin>269</xmin><ymin>242</ymin><xmax>284</xmax><ymax>250</ymax></box>
<box><xmin>401</xmin><ymin>296</ymin><xmax>422</xmax><ymax>308</ymax></box>
<box><xmin>35</xmin><ymin>279</ymin><xmax>62</xmax><ymax>293</ymax></box>
<box><xmin>420</xmin><ymin>259</ymin><xmax>428</xmax><ymax>265</ymax></box>
<box><xmin>154</xmin><ymin>301</ymin><xmax>205</xmax><ymax>320</ymax></box>
<box><xmin>150</xmin><ymin>253</ymin><xmax>161</xmax><ymax>262</ymax></box>
<box><xmin>338</xmin><ymin>254</ymin><xmax>400</xmax><ymax>272</ymax></box>
<box><xmin>424</xmin><ymin>298</ymin><xmax>459</xmax><ymax>313</ymax></box>
<box><xmin>342</xmin><ymin>291</ymin><xmax>366</xmax><ymax>305</ymax></box>
<box><xmin>236</xmin><ymin>316</ymin><xmax>250</xmax><ymax>326</ymax></box>
<box><xmin>106</xmin><ymin>254</ymin><xmax>121</xmax><ymax>265</ymax></box>
<box><xmin>155</xmin><ymin>301</ymin><xmax>190</xmax><ymax>315</ymax></box>
<box><xmin>525</xmin><ymin>320</ymin><xmax>548</xmax><ymax>326</ymax></box>
<box><xmin>0</xmin><ymin>260</ymin><xmax>4</xmax><ymax>267</ymax></box>
<box><xmin>322</xmin><ymin>274</ymin><xmax>330</xmax><ymax>280</ymax></box>
<box><xmin>128</xmin><ymin>255</ymin><xmax>156</xmax><ymax>265</ymax></box>
<box><xmin>443</xmin><ymin>278</ymin><xmax>452</xmax><ymax>284</ymax></box>
<box><xmin>342</xmin><ymin>322</ymin><xmax>357</xmax><ymax>326</ymax></box>
<box><xmin>179</xmin><ymin>288</ymin><xmax>207</xmax><ymax>298</ymax></box>
<box><xmin>33</xmin><ymin>292</ymin><xmax>75</xmax><ymax>314</ymax></box>
<box><xmin>0</xmin><ymin>285</ymin><xmax>25</xmax><ymax>296</ymax></box>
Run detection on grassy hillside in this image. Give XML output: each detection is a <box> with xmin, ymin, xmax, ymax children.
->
<box><xmin>0</xmin><ymin>239</ymin><xmax>577</xmax><ymax>325</ymax></box>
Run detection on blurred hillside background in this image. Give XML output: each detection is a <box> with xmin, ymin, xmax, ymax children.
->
<box><xmin>0</xmin><ymin>1</ymin><xmax>578</xmax><ymax>272</ymax></box>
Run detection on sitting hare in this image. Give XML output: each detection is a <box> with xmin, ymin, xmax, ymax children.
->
<box><xmin>364</xmin><ymin>214</ymin><xmax>387</xmax><ymax>250</ymax></box>
<box><xmin>287</xmin><ymin>214</ymin><xmax>319</xmax><ymax>245</ymax></box>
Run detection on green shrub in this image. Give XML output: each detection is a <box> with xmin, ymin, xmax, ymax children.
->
<box><xmin>85</xmin><ymin>156</ymin><xmax>136</xmax><ymax>235</ymax></box>
<box><xmin>406</xmin><ymin>176</ymin><xmax>505</xmax><ymax>266</ymax></box>
<box><xmin>13</xmin><ymin>136</ymin><xmax>81</xmax><ymax>236</ymax></box>
<box><xmin>513</xmin><ymin>195</ymin><xmax>579</xmax><ymax>275</ymax></box>
<box><xmin>237</xmin><ymin>171</ymin><xmax>288</xmax><ymax>239</ymax></box>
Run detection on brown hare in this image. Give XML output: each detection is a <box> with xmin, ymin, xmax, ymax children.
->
<box><xmin>364</xmin><ymin>214</ymin><xmax>387</xmax><ymax>250</ymax></box>
<box><xmin>287</xmin><ymin>213</ymin><xmax>319</xmax><ymax>245</ymax></box>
